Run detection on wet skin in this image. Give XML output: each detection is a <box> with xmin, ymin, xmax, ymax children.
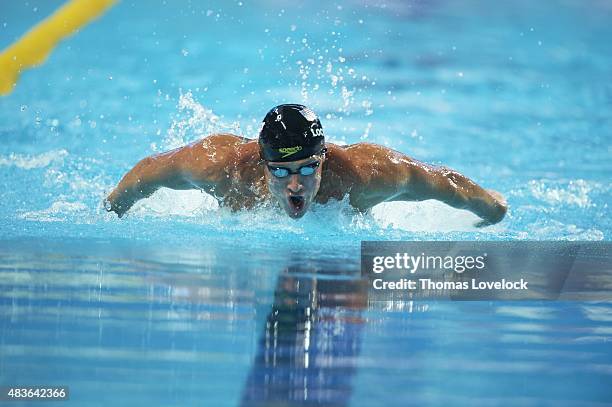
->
<box><xmin>105</xmin><ymin>133</ymin><xmax>508</xmax><ymax>225</ymax></box>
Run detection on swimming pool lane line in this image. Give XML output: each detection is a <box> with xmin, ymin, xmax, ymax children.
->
<box><xmin>0</xmin><ymin>0</ymin><xmax>117</xmax><ymax>96</ymax></box>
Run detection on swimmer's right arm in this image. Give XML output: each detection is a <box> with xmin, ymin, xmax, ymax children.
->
<box><xmin>104</xmin><ymin>148</ymin><xmax>194</xmax><ymax>218</ymax></box>
<box><xmin>104</xmin><ymin>135</ymin><xmax>234</xmax><ymax>218</ymax></box>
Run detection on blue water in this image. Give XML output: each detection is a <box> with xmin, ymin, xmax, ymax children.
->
<box><xmin>1</xmin><ymin>0</ymin><xmax>611</xmax><ymax>405</ymax></box>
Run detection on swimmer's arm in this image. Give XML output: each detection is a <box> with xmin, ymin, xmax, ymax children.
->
<box><xmin>398</xmin><ymin>162</ymin><xmax>508</xmax><ymax>226</ymax></box>
<box><xmin>105</xmin><ymin>136</ymin><xmax>233</xmax><ymax>218</ymax></box>
<box><xmin>348</xmin><ymin>144</ymin><xmax>507</xmax><ymax>225</ymax></box>
<box><xmin>104</xmin><ymin>148</ymin><xmax>196</xmax><ymax>218</ymax></box>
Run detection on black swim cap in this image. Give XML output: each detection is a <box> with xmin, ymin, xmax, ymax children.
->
<box><xmin>258</xmin><ymin>104</ymin><xmax>325</xmax><ymax>162</ymax></box>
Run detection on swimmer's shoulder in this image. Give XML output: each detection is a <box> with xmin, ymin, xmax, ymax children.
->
<box><xmin>332</xmin><ymin>141</ymin><xmax>417</xmax><ymax>165</ymax></box>
<box><xmin>344</xmin><ymin>141</ymin><xmax>398</xmax><ymax>155</ymax></box>
<box><xmin>327</xmin><ymin>141</ymin><xmax>391</xmax><ymax>153</ymax></box>
<box><xmin>322</xmin><ymin>142</ymin><xmax>361</xmax><ymax>181</ymax></box>
<box><xmin>176</xmin><ymin>134</ymin><xmax>259</xmax><ymax>189</ymax></box>
<box><xmin>196</xmin><ymin>133</ymin><xmax>255</xmax><ymax>149</ymax></box>
<box><xmin>326</xmin><ymin>141</ymin><xmax>406</xmax><ymax>166</ymax></box>
<box><xmin>325</xmin><ymin>141</ymin><xmax>418</xmax><ymax>189</ymax></box>
<box><xmin>185</xmin><ymin>133</ymin><xmax>258</xmax><ymax>161</ymax></box>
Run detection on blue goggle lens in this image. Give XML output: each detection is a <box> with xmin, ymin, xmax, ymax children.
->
<box><xmin>272</xmin><ymin>167</ymin><xmax>289</xmax><ymax>177</ymax></box>
<box><xmin>268</xmin><ymin>162</ymin><xmax>319</xmax><ymax>178</ymax></box>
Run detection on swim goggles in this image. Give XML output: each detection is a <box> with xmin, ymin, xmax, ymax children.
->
<box><xmin>266</xmin><ymin>161</ymin><xmax>320</xmax><ymax>178</ymax></box>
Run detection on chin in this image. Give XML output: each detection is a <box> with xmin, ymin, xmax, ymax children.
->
<box><xmin>283</xmin><ymin>200</ymin><xmax>311</xmax><ymax>219</ymax></box>
<box><xmin>285</xmin><ymin>207</ymin><xmax>307</xmax><ymax>219</ymax></box>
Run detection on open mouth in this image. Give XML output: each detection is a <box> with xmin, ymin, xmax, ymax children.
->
<box><xmin>288</xmin><ymin>195</ymin><xmax>305</xmax><ymax>212</ymax></box>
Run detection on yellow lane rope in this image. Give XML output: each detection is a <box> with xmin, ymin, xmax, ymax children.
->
<box><xmin>0</xmin><ymin>0</ymin><xmax>118</xmax><ymax>96</ymax></box>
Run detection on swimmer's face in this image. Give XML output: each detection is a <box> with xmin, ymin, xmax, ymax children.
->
<box><xmin>264</xmin><ymin>154</ymin><xmax>325</xmax><ymax>219</ymax></box>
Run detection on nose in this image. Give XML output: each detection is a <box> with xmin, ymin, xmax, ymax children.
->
<box><xmin>286</xmin><ymin>174</ymin><xmax>304</xmax><ymax>194</ymax></box>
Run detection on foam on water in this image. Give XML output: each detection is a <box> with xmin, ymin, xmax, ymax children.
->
<box><xmin>0</xmin><ymin>149</ymin><xmax>68</xmax><ymax>169</ymax></box>
<box><xmin>527</xmin><ymin>179</ymin><xmax>597</xmax><ymax>208</ymax></box>
<box><xmin>130</xmin><ymin>188</ymin><xmax>219</xmax><ymax>217</ymax></box>
<box><xmin>20</xmin><ymin>200</ymin><xmax>89</xmax><ymax>223</ymax></box>
<box><xmin>158</xmin><ymin>91</ymin><xmax>244</xmax><ymax>151</ymax></box>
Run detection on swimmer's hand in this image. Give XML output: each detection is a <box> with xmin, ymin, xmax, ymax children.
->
<box><xmin>104</xmin><ymin>189</ymin><xmax>133</xmax><ymax>218</ymax></box>
<box><xmin>474</xmin><ymin>189</ymin><xmax>507</xmax><ymax>227</ymax></box>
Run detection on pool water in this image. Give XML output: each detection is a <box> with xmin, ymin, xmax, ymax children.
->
<box><xmin>1</xmin><ymin>0</ymin><xmax>611</xmax><ymax>405</ymax></box>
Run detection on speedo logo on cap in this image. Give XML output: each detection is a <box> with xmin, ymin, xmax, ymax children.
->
<box><xmin>278</xmin><ymin>146</ymin><xmax>303</xmax><ymax>158</ymax></box>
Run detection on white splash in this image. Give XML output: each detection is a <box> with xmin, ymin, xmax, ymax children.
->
<box><xmin>371</xmin><ymin>200</ymin><xmax>482</xmax><ymax>232</ymax></box>
<box><xmin>517</xmin><ymin>220</ymin><xmax>604</xmax><ymax>241</ymax></box>
<box><xmin>20</xmin><ymin>200</ymin><xmax>88</xmax><ymax>222</ymax></box>
<box><xmin>120</xmin><ymin>186</ymin><xmax>490</xmax><ymax>234</ymax></box>
<box><xmin>161</xmin><ymin>91</ymin><xmax>243</xmax><ymax>151</ymax></box>
<box><xmin>129</xmin><ymin>188</ymin><xmax>219</xmax><ymax>218</ymax></box>
<box><xmin>528</xmin><ymin>179</ymin><xmax>594</xmax><ymax>208</ymax></box>
<box><xmin>0</xmin><ymin>149</ymin><xmax>68</xmax><ymax>169</ymax></box>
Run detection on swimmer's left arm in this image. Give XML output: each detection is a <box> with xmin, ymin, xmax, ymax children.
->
<box><xmin>401</xmin><ymin>162</ymin><xmax>508</xmax><ymax>225</ymax></box>
<box><xmin>348</xmin><ymin>144</ymin><xmax>507</xmax><ymax>225</ymax></box>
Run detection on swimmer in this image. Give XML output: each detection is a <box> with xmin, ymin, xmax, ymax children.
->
<box><xmin>105</xmin><ymin>104</ymin><xmax>507</xmax><ymax>225</ymax></box>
